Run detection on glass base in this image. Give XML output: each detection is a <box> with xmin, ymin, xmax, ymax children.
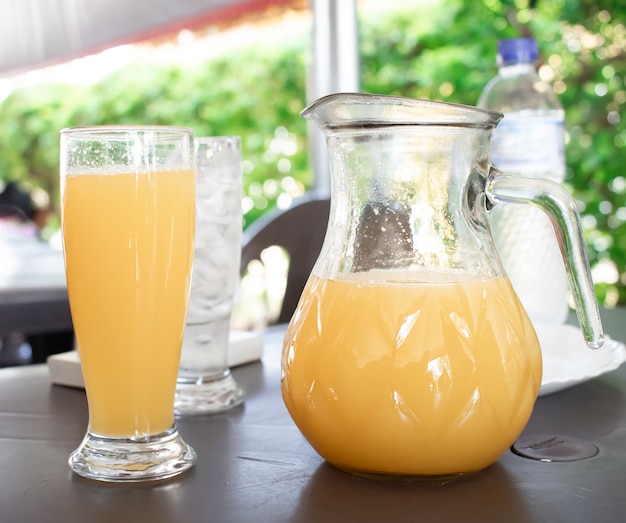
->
<box><xmin>348</xmin><ymin>468</ymin><xmax>480</xmax><ymax>484</ymax></box>
<box><xmin>69</xmin><ymin>425</ymin><xmax>197</xmax><ymax>482</ymax></box>
<box><xmin>329</xmin><ymin>460</ymin><xmax>486</xmax><ymax>484</ymax></box>
<box><xmin>175</xmin><ymin>373</ymin><xmax>245</xmax><ymax>416</ymax></box>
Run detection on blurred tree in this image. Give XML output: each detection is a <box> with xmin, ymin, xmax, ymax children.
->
<box><xmin>0</xmin><ymin>0</ymin><xmax>624</xmax><ymax>305</ymax></box>
<box><xmin>359</xmin><ymin>0</ymin><xmax>626</xmax><ymax>306</ymax></box>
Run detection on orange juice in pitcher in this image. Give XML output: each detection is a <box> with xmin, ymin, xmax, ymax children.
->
<box><xmin>283</xmin><ymin>272</ymin><xmax>541</xmax><ymax>477</ymax></box>
<box><xmin>281</xmin><ymin>94</ymin><xmax>603</xmax><ymax>480</ymax></box>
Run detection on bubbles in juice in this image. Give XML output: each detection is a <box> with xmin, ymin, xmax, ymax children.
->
<box><xmin>63</xmin><ymin>170</ymin><xmax>195</xmax><ymax>438</ymax></box>
<box><xmin>281</xmin><ymin>271</ymin><xmax>542</xmax><ymax>477</ymax></box>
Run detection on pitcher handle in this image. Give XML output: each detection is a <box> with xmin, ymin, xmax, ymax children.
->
<box><xmin>487</xmin><ymin>170</ymin><xmax>604</xmax><ymax>349</ymax></box>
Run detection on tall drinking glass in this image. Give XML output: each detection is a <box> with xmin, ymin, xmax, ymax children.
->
<box><xmin>61</xmin><ymin>126</ymin><xmax>197</xmax><ymax>482</ymax></box>
<box><xmin>175</xmin><ymin>136</ymin><xmax>245</xmax><ymax>415</ymax></box>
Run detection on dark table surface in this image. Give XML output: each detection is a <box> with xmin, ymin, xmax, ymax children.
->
<box><xmin>0</xmin><ymin>236</ymin><xmax>73</xmax><ymax>364</ymax></box>
<box><xmin>1</xmin><ymin>309</ymin><xmax>626</xmax><ymax>523</ymax></box>
<box><xmin>0</xmin><ymin>286</ymin><xmax>74</xmax><ymax>365</ymax></box>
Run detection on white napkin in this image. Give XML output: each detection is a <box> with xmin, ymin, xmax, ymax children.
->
<box><xmin>47</xmin><ymin>330</ymin><xmax>264</xmax><ymax>389</ymax></box>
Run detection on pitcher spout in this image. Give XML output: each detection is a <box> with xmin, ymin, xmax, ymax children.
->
<box><xmin>301</xmin><ymin>92</ymin><xmax>503</xmax><ymax>132</ymax></box>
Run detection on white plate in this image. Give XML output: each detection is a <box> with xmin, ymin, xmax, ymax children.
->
<box><xmin>537</xmin><ymin>323</ymin><xmax>626</xmax><ymax>396</ymax></box>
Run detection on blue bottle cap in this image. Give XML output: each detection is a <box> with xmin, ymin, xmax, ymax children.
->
<box><xmin>497</xmin><ymin>38</ymin><xmax>539</xmax><ymax>65</ymax></box>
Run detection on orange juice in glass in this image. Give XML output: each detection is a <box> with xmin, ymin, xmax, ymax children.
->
<box><xmin>282</xmin><ymin>271</ymin><xmax>542</xmax><ymax>478</ymax></box>
<box><xmin>61</xmin><ymin>126</ymin><xmax>197</xmax><ymax>482</ymax></box>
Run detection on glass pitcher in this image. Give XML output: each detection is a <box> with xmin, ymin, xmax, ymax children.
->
<box><xmin>281</xmin><ymin>93</ymin><xmax>604</xmax><ymax>480</ymax></box>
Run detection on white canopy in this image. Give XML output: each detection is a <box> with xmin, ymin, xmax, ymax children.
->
<box><xmin>0</xmin><ymin>0</ymin><xmax>299</xmax><ymax>78</ymax></box>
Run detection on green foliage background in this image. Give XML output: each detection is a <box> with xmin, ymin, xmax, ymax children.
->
<box><xmin>1</xmin><ymin>0</ymin><xmax>625</xmax><ymax>306</ymax></box>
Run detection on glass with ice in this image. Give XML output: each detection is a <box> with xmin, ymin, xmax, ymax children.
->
<box><xmin>175</xmin><ymin>136</ymin><xmax>245</xmax><ymax>415</ymax></box>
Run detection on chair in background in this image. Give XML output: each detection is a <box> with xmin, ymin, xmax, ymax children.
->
<box><xmin>240</xmin><ymin>191</ymin><xmax>330</xmax><ymax>325</ymax></box>
<box><xmin>0</xmin><ymin>204</ymin><xmax>30</xmax><ymax>221</ymax></box>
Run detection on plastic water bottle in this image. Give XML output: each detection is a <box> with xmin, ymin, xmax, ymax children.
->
<box><xmin>478</xmin><ymin>37</ymin><xmax>569</xmax><ymax>325</ymax></box>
